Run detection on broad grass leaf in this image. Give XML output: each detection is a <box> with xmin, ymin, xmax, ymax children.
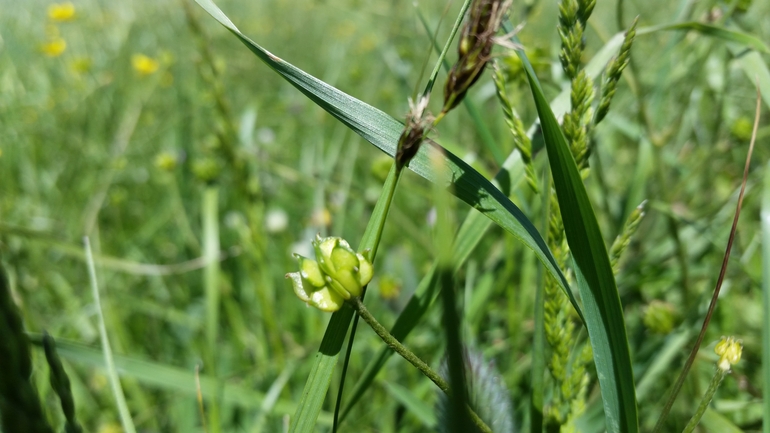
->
<box><xmin>516</xmin><ymin>40</ymin><xmax>640</xmax><ymax>433</ymax></box>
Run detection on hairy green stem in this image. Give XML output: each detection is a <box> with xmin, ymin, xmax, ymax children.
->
<box><xmin>681</xmin><ymin>369</ymin><xmax>726</xmax><ymax>433</ymax></box>
<box><xmin>347</xmin><ymin>297</ymin><xmax>493</xmax><ymax>433</ymax></box>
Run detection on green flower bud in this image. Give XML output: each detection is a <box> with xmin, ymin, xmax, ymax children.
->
<box><xmin>714</xmin><ymin>336</ymin><xmax>742</xmax><ymax>372</ymax></box>
<box><xmin>286</xmin><ymin>268</ymin><xmax>345</xmax><ymax>313</ymax></box>
<box><xmin>297</xmin><ymin>254</ymin><xmax>327</xmax><ymax>288</ymax></box>
<box><xmin>313</xmin><ymin>235</ymin><xmax>373</xmax><ymax>299</ymax></box>
<box><xmin>286</xmin><ymin>236</ymin><xmax>374</xmax><ymax>312</ymax></box>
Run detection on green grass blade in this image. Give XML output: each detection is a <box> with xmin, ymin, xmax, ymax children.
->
<box><xmin>26</xmin><ymin>335</ymin><xmax>327</xmax><ymax>424</ymax></box>
<box><xmin>191</xmin><ymin>0</ymin><xmax>578</xmax><ymax>317</ymax></box>
<box><xmin>700</xmin><ymin>408</ymin><xmax>745</xmax><ymax>433</ymax></box>
<box><xmin>638</xmin><ymin>22</ymin><xmax>770</xmax><ymax>54</ymax></box>
<box><xmin>339</xmin><ymin>152</ymin><xmax>527</xmax><ymax>422</ymax></box>
<box><xmin>292</xmin><ymin>163</ymin><xmax>400</xmax><ymax>431</ymax></box>
<box><xmin>84</xmin><ymin>237</ymin><xmax>137</xmax><ymax>433</ymax></box>
<box><xmin>735</xmin><ymin>49</ymin><xmax>770</xmax><ymax>110</ymax></box>
<box><xmin>517</xmin><ymin>45</ymin><xmax>639</xmax><ymax>433</ymax></box>
<box><xmin>201</xmin><ymin>186</ymin><xmax>221</xmax><ymax>432</ymax></box>
<box><xmin>762</xmin><ymin>161</ymin><xmax>770</xmax><ymax>433</ymax></box>
<box><xmin>289</xmin><ymin>308</ymin><xmax>354</xmax><ymax>432</ymax></box>
<box><xmin>382</xmin><ymin>381</ymin><xmax>438</xmax><ymax>428</ymax></box>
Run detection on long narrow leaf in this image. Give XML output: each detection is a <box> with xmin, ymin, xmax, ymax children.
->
<box><xmin>517</xmin><ymin>45</ymin><xmax>639</xmax><ymax>433</ymax></box>
<box><xmin>26</xmin><ymin>335</ymin><xmax>328</xmax><ymax>424</ymax></box>
<box><xmin>191</xmin><ymin>0</ymin><xmax>577</xmax><ymax>312</ymax></box>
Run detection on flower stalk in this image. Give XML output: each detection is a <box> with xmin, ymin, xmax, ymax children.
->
<box><xmin>681</xmin><ymin>337</ymin><xmax>742</xmax><ymax>433</ymax></box>
<box><xmin>346</xmin><ymin>297</ymin><xmax>492</xmax><ymax>433</ymax></box>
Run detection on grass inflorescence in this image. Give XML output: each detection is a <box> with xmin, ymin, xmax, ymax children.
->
<box><xmin>1</xmin><ymin>0</ymin><xmax>768</xmax><ymax>432</ymax></box>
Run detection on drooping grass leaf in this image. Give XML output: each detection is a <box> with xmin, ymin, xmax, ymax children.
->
<box><xmin>191</xmin><ymin>0</ymin><xmax>575</xmax><ymax>313</ymax></box>
<box><xmin>339</xmin><ymin>21</ymin><xmax>645</xmax><ymax>422</ymax></box>
<box><xmin>516</xmin><ymin>36</ymin><xmax>639</xmax><ymax>433</ymax></box>
<box><xmin>192</xmin><ymin>1</ymin><xmax>583</xmax><ymax>429</ymax></box>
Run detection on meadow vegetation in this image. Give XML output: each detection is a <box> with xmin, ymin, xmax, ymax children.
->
<box><xmin>1</xmin><ymin>0</ymin><xmax>769</xmax><ymax>432</ymax></box>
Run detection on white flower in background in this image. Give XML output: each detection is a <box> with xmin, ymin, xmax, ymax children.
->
<box><xmin>265</xmin><ymin>208</ymin><xmax>288</xmax><ymax>233</ymax></box>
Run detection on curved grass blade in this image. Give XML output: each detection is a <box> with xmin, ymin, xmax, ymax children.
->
<box><xmin>515</xmin><ymin>39</ymin><xmax>639</xmax><ymax>433</ymax></box>
<box><xmin>191</xmin><ymin>3</ymin><xmax>584</xmax><ymax>430</ymax></box>
<box><xmin>191</xmin><ymin>0</ymin><xmax>576</xmax><ymax>314</ymax></box>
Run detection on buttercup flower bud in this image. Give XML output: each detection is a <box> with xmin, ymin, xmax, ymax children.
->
<box><xmin>286</xmin><ymin>236</ymin><xmax>374</xmax><ymax>312</ymax></box>
<box><xmin>286</xmin><ymin>266</ymin><xmax>345</xmax><ymax>313</ymax></box>
<box><xmin>313</xmin><ymin>235</ymin><xmax>372</xmax><ymax>299</ymax></box>
<box><xmin>714</xmin><ymin>336</ymin><xmax>742</xmax><ymax>372</ymax></box>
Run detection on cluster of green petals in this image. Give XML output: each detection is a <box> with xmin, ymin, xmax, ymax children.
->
<box><xmin>285</xmin><ymin>235</ymin><xmax>373</xmax><ymax>312</ymax></box>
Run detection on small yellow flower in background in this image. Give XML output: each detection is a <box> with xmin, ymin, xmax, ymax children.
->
<box><xmin>714</xmin><ymin>336</ymin><xmax>742</xmax><ymax>372</ymax></box>
<box><xmin>132</xmin><ymin>54</ymin><xmax>159</xmax><ymax>76</ymax></box>
<box><xmin>48</xmin><ymin>2</ymin><xmax>76</xmax><ymax>22</ymax></box>
<box><xmin>41</xmin><ymin>38</ymin><xmax>67</xmax><ymax>57</ymax></box>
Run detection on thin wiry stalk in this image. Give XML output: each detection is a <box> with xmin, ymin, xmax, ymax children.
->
<box><xmin>652</xmin><ymin>85</ymin><xmax>761</xmax><ymax>433</ymax></box>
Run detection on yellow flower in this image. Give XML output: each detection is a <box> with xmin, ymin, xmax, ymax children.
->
<box><xmin>714</xmin><ymin>336</ymin><xmax>742</xmax><ymax>372</ymax></box>
<box><xmin>48</xmin><ymin>2</ymin><xmax>76</xmax><ymax>22</ymax></box>
<box><xmin>132</xmin><ymin>54</ymin><xmax>159</xmax><ymax>76</ymax></box>
<box><xmin>41</xmin><ymin>38</ymin><xmax>67</xmax><ymax>57</ymax></box>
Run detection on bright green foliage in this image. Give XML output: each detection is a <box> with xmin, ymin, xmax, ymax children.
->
<box><xmin>1</xmin><ymin>0</ymin><xmax>769</xmax><ymax>432</ymax></box>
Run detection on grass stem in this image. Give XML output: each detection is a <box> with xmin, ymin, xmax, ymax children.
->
<box><xmin>84</xmin><ymin>237</ymin><xmax>137</xmax><ymax>433</ymax></box>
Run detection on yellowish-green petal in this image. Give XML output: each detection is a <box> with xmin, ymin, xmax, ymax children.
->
<box><xmin>356</xmin><ymin>253</ymin><xmax>374</xmax><ymax>286</ymax></box>
<box><xmin>308</xmin><ymin>286</ymin><xmax>345</xmax><ymax>312</ymax></box>
<box><xmin>286</xmin><ymin>271</ymin><xmax>312</xmax><ymax>303</ymax></box>
<box><xmin>296</xmin><ymin>255</ymin><xmax>326</xmax><ymax>287</ymax></box>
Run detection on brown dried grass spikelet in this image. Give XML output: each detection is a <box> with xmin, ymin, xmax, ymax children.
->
<box><xmin>442</xmin><ymin>0</ymin><xmax>512</xmax><ymax>114</ymax></box>
<box><xmin>395</xmin><ymin>96</ymin><xmax>433</xmax><ymax>169</ymax></box>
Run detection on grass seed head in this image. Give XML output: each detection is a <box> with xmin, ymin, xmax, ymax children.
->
<box><xmin>442</xmin><ymin>0</ymin><xmax>512</xmax><ymax>114</ymax></box>
<box><xmin>395</xmin><ymin>96</ymin><xmax>432</xmax><ymax>169</ymax></box>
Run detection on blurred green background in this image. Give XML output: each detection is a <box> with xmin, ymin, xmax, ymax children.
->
<box><xmin>1</xmin><ymin>0</ymin><xmax>768</xmax><ymax>431</ymax></box>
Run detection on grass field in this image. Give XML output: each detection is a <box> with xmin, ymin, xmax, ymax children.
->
<box><xmin>1</xmin><ymin>0</ymin><xmax>769</xmax><ymax>432</ymax></box>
